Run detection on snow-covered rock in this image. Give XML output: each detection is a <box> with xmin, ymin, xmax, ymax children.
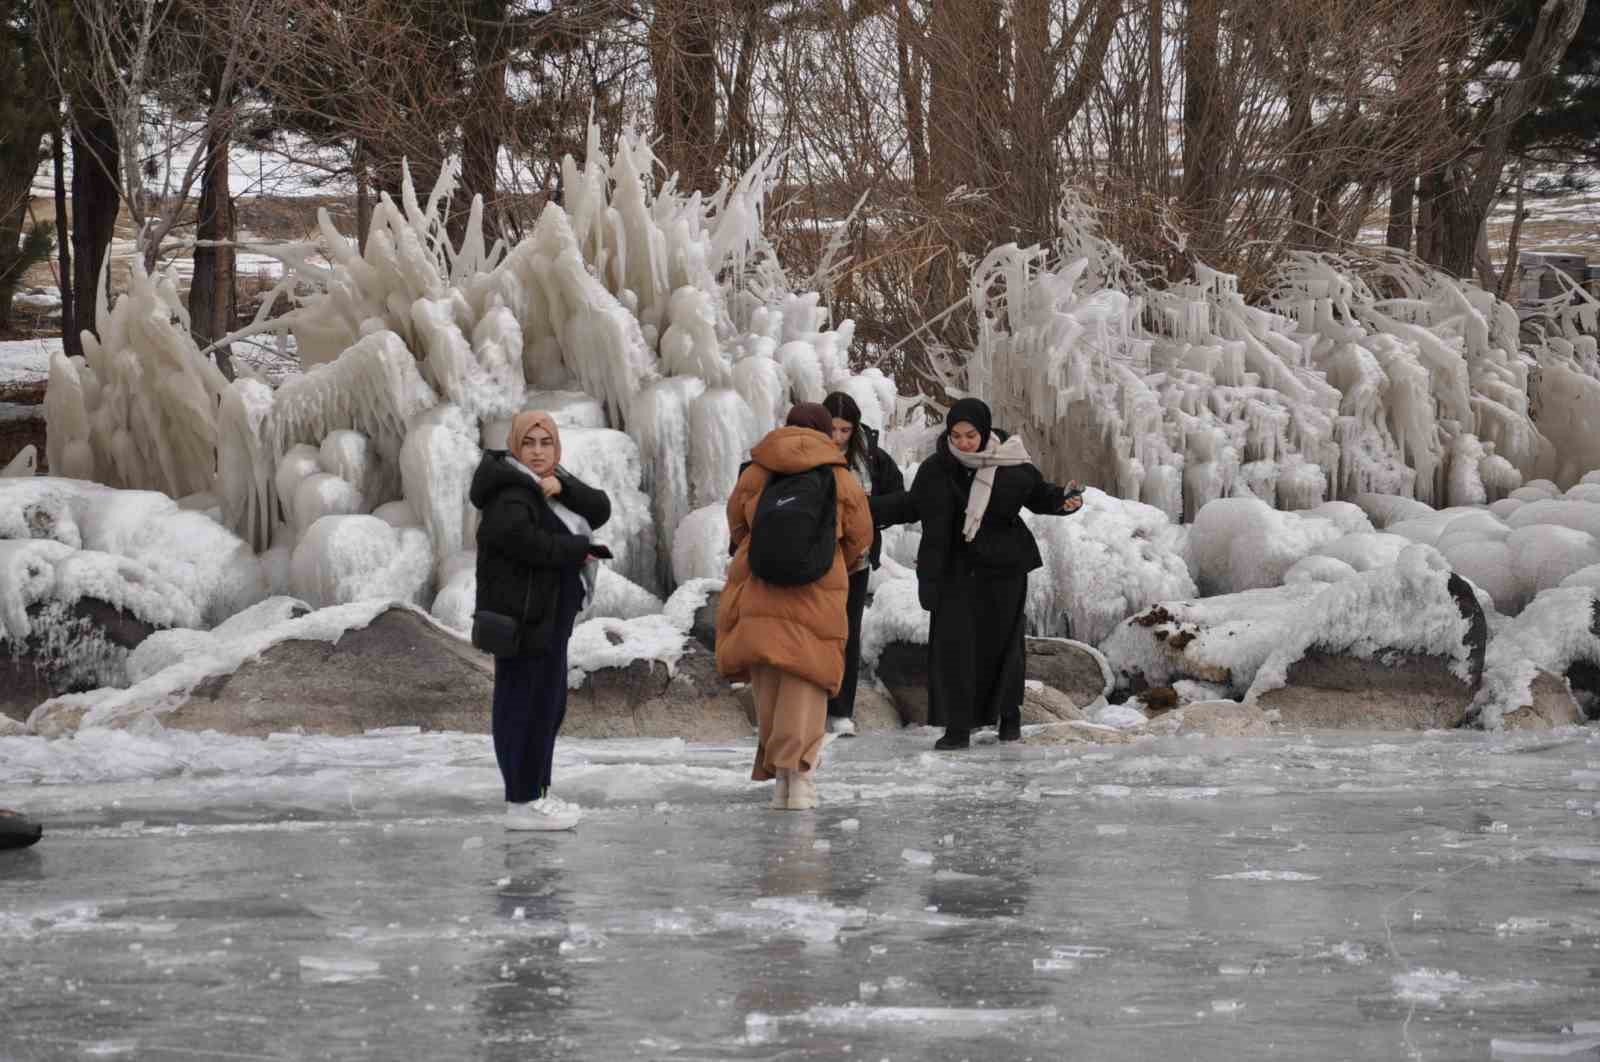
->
<box><xmin>1474</xmin><ymin>586</ymin><xmax>1600</xmax><ymax>730</ymax></box>
<box><xmin>1187</xmin><ymin>498</ymin><xmax>1343</xmax><ymax>595</ymax></box>
<box><xmin>289</xmin><ymin>515</ymin><xmax>433</xmax><ymax>609</ymax></box>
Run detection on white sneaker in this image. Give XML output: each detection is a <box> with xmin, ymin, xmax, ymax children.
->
<box><xmin>827</xmin><ymin>716</ymin><xmax>857</xmax><ymax>737</ymax></box>
<box><xmin>787</xmin><ymin>771</ymin><xmax>818</xmax><ymax>810</ymax></box>
<box><xmin>505</xmin><ymin>798</ymin><xmax>580</xmax><ymax>831</ymax></box>
<box><xmin>770</xmin><ymin>770</ymin><xmax>790</xmax><ymax>810</ymax></box>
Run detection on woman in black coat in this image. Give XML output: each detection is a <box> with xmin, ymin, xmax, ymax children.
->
<box><xmin>470</xmin><ymin>410</ymin><xmax>610</xmax><ymax>830</ymax></box>
<box><xmin>821</xmin><ymin>391</ymin><xmax>910</xmax><ymax>736</ymax></box>
<box><xmin>910</xmin><ymin>397</ymin><xmax>1082</xmax><ymax>750</ymax></box>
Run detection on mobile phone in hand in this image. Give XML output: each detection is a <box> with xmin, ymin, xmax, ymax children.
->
<box><xmin>587</xmin><ymin>543</ymin><xmax>614</xmax><ymax>560</ymax></box>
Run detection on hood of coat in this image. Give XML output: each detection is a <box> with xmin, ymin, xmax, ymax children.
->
<box><xmin>469</xmin><ymin>450</ymin><xmax>541</xmax><ymax>509</ymax></box>
<box><xmin>750</xmin><ymin>426</ymin><xmax>847</xmax><ymax>475</ymax></box>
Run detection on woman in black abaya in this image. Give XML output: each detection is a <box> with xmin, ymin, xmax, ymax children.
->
<box><xmin>909</xmin><ymin>398</ymin><xmax>1083</xmax><ymax>750</ymax></box>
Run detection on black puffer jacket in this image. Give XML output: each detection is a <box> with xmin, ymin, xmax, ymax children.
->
<box><xmin>909</xmin><ymin>430</ymin><xmax>1069</xmax><ymax>612</ymax></box>
<box><xmin>859</xmin><ymin>424</ymin><xmax>909</xmax><ymax>569</ymax></box>
<box><xmin>471</xmin><ymin>452</ymin><xmax>611</xmax><ymax>654</ymax></box>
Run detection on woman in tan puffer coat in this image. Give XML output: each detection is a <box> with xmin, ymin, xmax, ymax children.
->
<box><xmin>717</xmin><ymin>403</ymin><xmax>874</xmax><ymax>811</ymax></box>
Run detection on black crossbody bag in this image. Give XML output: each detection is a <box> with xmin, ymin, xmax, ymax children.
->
<box><xmin>472</xmin><ymin>573</ymin><xmax>534</xmax><ymax>657</ymax></box>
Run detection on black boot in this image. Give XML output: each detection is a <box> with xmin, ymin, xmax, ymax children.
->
<box><xmin>934</xmin><ymin>728</ymin><xmax>970</xmax><ymax>751</ymax></box>
<box><xmin>997</xmin><ymin>711</ymin><xmax>1022</xmax><ymax>743</ymax></box>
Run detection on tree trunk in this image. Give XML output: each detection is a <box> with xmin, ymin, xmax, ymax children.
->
<box><xmin>188</xmin><ymin>112</ymin><xmax>236</xmax><ymax>379</ymax></box>
<box><xmin>1145</xmin><ymin>0</ymin><xmax>1165</xmax><ymax>192</ymax></box>
<box><xmin>1010</xmin><ymin>0</ymin><xmax>1053</xmax><ymax>244</ymax></box>
<box><xmin>1386</xmin><ymin>175</ymin><xmax>1414</xmax><ymax>252</ymax></box>
<box><xmin>0</xmin><ymin>150</ymin><xmax>37</xmax><ymax>333</ymax></box>
<box><xmin>458</xmin><ymin>1</ymin><xmax>509</xmax><ymax>245</ymax></box>
<box><xmin>1179</xmin><ymin>0</ymin><xmax>1225</xmax><ymax>258</ymax></box>
<box><xmin>895</xmin><ymin>0</ymin><xmax>929</xmax><ymax>198</ymax></box>
<box><xmin>54</xmin><ymin>129</ymin><xmax>76</xmax><ymax>358</ymax></box>
<box><xmin>926</xmin><ymin>0</ymin><xmax>1004</xmax><ymax>199</ymax></box>
<box><xmin>355</xmin><ymin>141</ymin><xmax>372</xmax><ymax>255</ymax></box>
<box><xmin>649</xmin><ymin>0</ymin><xmax>722</xmax><ymax>195</ymax></box>
<box><xmin>1498</xmin><ymin>165</ymin><xmax>1527</xmax><ymax>301</ymax></box>
<box><xmin>1418</xmin><ymin>0</ymin><xmax>1585</xmax><ymax>279</ymax></box>
<box><xmin>69</xmin><ymin>98</ymin><xmax>119</xmax><ymax>342</ymax></box>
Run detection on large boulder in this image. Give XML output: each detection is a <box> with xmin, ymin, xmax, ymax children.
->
<box><xmin>1499</xmin><ymin>671</ymin><xmax>1584</xmax><ymax>730</ymax></box>
<box><xmin>1176</xmin><ymin>700</ymin><xmax>1273</xmax><ymax>737</ymax></box>
<box><xmin>851</xmin><ymin>683</ymin><xmax>904</xmax><ymax>732</ymax></box>
<box><xmin>158</xmin><ymin>607</ymin><xmax>493</xmax><ymax>736</ymax></box>
<box><xmin>0</xmin><ymin>597</ymin><xmax>161</xmax><ymax>723</ymax></box>
<box><xmin>875</xmin><ymin>640</ymin><xmax>929</xmax><ymax>724</ymax></box>
<box><xmin>873</xmin><ymin>638</ymin><xmax>1090</xmax><ymax>727</ymax></box>
<box><xmin>1025</xmin><ymin>637</ymin><xmax>1112</xmax><ymax>705</ymax></box>
<box><xmin>1246</xmin><ymin>558</ymin><xmax>1490</xmax><ymax>730</ymax></box>
<box><xmin>1255</xmin><ymin>652</ymin><xmax>1474</xmax><ymax>730</ymax></box>
<box><xmin>1022</xmin><ymin>681</ymin><xmax>1087</xmax><ymax>725</ymax></box>
<box><xmin>564</xmin><ymin>641</ymin><xmax>752</xmax><ymax>740</ymax></box>
<box><xmin>1025</xmin><ymin>721</ymin><xmax>1141</xmax><ymax>746</ymax></box>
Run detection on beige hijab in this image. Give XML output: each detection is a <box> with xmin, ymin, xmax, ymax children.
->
<box><xmin>507</xmin><ymin>410</ymin><xmax>561</xmax><ymax>463</ymax></box>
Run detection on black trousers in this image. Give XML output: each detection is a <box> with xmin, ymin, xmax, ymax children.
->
<box><xmin>492</xmin><ymin>611</ymin><xmax>577</xmax><ymax>804</ymax></box>
<box><xmin>828</xmin><ymin>567</ymin><xmax>871</xmax><ymax>719</ymax></box>
<box><xmin>927</xmin><ymin>570</ymin><xmax>1028</xmax><ymax>733</ymax></box>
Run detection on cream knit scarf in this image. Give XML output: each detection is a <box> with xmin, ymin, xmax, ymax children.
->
<box><xmin>948</xmin><ymin>433</ymin><xmax>1032</xmax><ymax>542</ymax></box>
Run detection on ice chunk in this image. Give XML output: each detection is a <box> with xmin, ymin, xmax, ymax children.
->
<box><xmin>298</xmin><ymin>956</ymin><xmax>381</xmax><ymax>983</ymax></box>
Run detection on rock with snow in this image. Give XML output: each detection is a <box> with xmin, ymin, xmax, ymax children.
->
<box><xmin>152</xmin><ymin>607</ymin><xmax>493</xmax><ymax>736</ymax></box>
<box><xmin>1024</xmin><ymin>489</ymin><xmax>1195</xmax><ymax>645</ymax></box>
<box><xmin>289</xmin><ymin>515</ymin><xmax>433</xmax><ymax>609</ymax></box>
<box><xmin>563</xmin><ymin>641</ymin><xmax>752</xmax><ymax>741</ymax></box>
<box><xmin>1099</xmin><ymin>583</ymin><xmax>1326</xmax><ymax>697</ymax></box>
<box><xmin>1254</xmin><ymin>652</ymin><xmax>1476</xmax><ymax>730</ymax></box>
<box><xmin>1474</xmin><ymin>587</ymin><xmax>1600</xmax><ymax>730</ymax></box>
<box><xmin>1187</xmin><ymin>498</ymin><xmax>1344</xmax><ymax>595</ymax></box>
<box><xmin>0</xmin><ymin>597</ymin><xmax>163</xmax><ymax>723</ymax></box>
<box><xmin>671</xmin><ymin>503</ymin><xmax>731</xmax><ymax>586</ymax></box>
<box><xmin>1024</xmin><ymin>637</ymin><xmax>1114</xmax><ymax>706</ymax></box>
<box><xmin>1498</xmin><ymin>671</ymin><xmax>1584</xmax><ymax>730</ymax></box>
<box><xmin>1245</xmin><ymin>552</ymin><xmax>1488</xmax><ymax>729</ymax></box>
<box><xmin>27</xmin><ymin>602</ymin><xmax>475</xmax><ymax>736</ymax></box>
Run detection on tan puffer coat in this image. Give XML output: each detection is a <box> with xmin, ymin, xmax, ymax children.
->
<box><xmin>715</xmin><ymin>426</ymin><xmax>874</xmax><ymax>694</ymax></box>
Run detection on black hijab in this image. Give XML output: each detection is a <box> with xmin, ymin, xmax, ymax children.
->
<box><xmin>945</xmin><ymin>397</ymin><xmax>993</xmax><ymax>451</ymax></box>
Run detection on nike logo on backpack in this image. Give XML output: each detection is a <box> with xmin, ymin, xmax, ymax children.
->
<box><xmin>775</xmin><ymin>496</ymin><xmax>797</xmax><ymax>506</ymax></box>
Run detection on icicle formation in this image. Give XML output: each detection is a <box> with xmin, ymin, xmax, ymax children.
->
<box><xmin>45</xmin><ymin>125</ymin><xmax>880</xmax><ymax>611</ymax></box>
<box><xmin>957</xmin><ymin>198</ymin><xmax>1595</xmax><ymax>522</ymax></box>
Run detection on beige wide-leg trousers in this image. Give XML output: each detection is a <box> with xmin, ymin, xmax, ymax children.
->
<box><xmin>748</xmin><ymin>664</ymin><xmax>828</xmax><ymax>781</ymax></box>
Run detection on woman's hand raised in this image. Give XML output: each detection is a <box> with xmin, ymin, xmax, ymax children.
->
<box><xmin>539</xmin><ymin>476</ymin><xmax>562</xmax><ymax>498</ymax></box>
<box><xmin>1061</xmin><ymin>480</ymin><xmax>1084</xmax><ymax>513</ymax></box>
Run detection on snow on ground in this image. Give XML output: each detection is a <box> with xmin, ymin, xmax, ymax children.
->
<box><xmin>0</xmin><ymin>337</ymin><xmax>58</xmax><ymax>388</ymax></box>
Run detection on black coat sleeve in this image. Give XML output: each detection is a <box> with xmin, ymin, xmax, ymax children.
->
<box><xmin>1022</xmin><ymin>467</ymin><xmax>1071</xmax><ymax>515</ymax></box>
<box><xmin>867</xmin><ymin>447</ymin><xmax>916</xmax><ymax>527</ymax></box>
<box><xmin>554</xmin><ymin>468</ymin><xmax>612</xmax><ymax>530</ymax></box>
<box><xmin>910</xmin><ymin>461</ymin><xmax>952</xmax><ymax>612</ymax></box>
<box><xmin>478</xmin><ymin>493</ymin><xmax>591</xmax><ymax>569</ymax></box>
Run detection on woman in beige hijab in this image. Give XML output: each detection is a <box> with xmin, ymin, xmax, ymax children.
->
<box><xmin>469</xmin><ymin>411</ymin><xmax>611</xmax><ymax>830</ymax></box>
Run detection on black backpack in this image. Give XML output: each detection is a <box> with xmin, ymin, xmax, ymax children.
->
<box><xmin>748</xmin><ymin>466</ymin><xmax>838</xmax><ymax>585</ymax></box>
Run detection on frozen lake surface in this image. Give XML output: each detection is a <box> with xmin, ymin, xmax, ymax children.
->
<box><xmin>3</xmin><ymin>724</ymin><xmax>1599</xmax><ymax>1060</ymax></box>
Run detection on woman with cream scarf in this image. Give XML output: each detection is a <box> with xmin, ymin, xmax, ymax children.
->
<box><xmin>908</xmin><ymin>398</ymin><xmax>1083</xmax><ymax>750</ymax></box>
<box><xmin>469</xmin><ymin>410</ymin><xmax>611</xmax><ymax>829</ymax></box>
